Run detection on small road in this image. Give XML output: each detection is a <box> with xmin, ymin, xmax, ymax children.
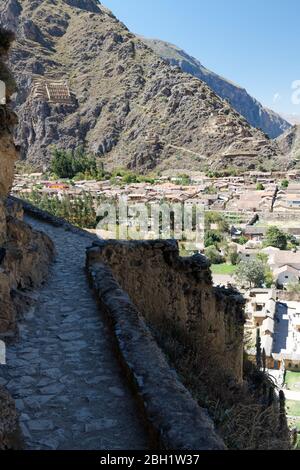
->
<box><xmin>0</xmin><ymin>216</ymin><xmax>149</xmax><ymax>450</ymax></box>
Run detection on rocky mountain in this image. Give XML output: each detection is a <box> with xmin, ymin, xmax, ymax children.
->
<box><xmin>0</xmin><ymin>0</ymin><xmax>283</xmax><ymax>172</ymax></box>
<box><xmin>142</xmin><ymin>38</ymin><xmax>291</xmax><ymax>140</ymax></box>
<box><xmin>280</xmin><ymin>113</ymin><xmax>300</xmax><ymax>126</ymax></box>
<box><xmin>276</xmin><ymin>125</ymin><xmax>300</xmax><ymax>163</ymax></box>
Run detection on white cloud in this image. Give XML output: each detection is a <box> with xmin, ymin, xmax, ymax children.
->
<box><xmin>291</xmin><ymin>80</ymin><xmax>300</xmax><ymax>105</ymax></box>
<box><xmin>273</xmin><ymin>92</ymin><xmax>281</xmax><ymax>104</ymax></box>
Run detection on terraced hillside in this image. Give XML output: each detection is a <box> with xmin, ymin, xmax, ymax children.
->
<box><xmin>0</xmin><ymin>0</ymin><xmax>284</xmax><ymax>173</ymax></box>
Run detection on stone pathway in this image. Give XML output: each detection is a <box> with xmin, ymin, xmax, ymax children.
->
<box><xmin>0</xmin><ymin>216</ymin><xmax>149</xmax><ymax>450</ymax></box>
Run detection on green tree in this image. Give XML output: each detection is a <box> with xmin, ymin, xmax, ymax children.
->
<box><xmin>205</xmin><ymin>211</ymin><xmax>229</xmax><ymax>233</ymax></box>
<box><xmin>256</xmin><ymin>252</ymin><xmax>268</xmax><ymax>264</ymax></box>
<box><xmin>234</xmin><ymin>259</ymin><xmax>266</xmax><ymax>288</ymax></box>
<box><xmin>50</xmin><ymin>149</ymin><xmax>73</xmax><ymax>179</ymax></box>
<box><xmin>50</xmin><ymin>147</ymin><xmax>103</xmax><ymax>180</ymax></box>
<box><xmin>256</xmin><ymin>183</ymin><xmax>265</xmax><ymax>190</ymax></box>
<box><xmin>204</xmin><ymin>230</ymin><xmax>223</xmax><ymax>248</ymax></box>
<box><xmin>264</xmin><ymin>270</ymin><xmax>274</xmax><ymax>288</ymax></box>
<box><xmin>230</xmin><ymin>250</ymin><xmax>240</xmax><ymax>266</ymax></box>
<box><xmin>287</xmin><ymin>234</ymin><xmax>299</xmax><ymax>249</ymax></box>
<box><xmin>205</xmin><ymin>245</ymin><xmax>225</xmax><ymax>265</ymax></box>
<box><xmin>281</xmin><ymin>180</ymin><xmax>289</xmax><ymax>189</ymax></box>
<box><xmin>279</xmin><ymin>390</ymin><xmax>287</xmax><ymax>431</ymax></box>
<box><xmin>256</xmin><ymin>253</ymin><xmax>273</xmax><ymax>288</ymax></box>
<box><xmin>262</xmin><ymin>348</ymin><xmax>266</xmax><ymax>372</ymax></box>
<box><xmin>264</xmin><ymin>226</ymin><xmax>288</xmax><ymax>250</ymax></box>
<box><xmin>286</xmin><ymin>281</ymin><xmax>300</xmax><ymax>293</ymax></box>
<box><xmin>237</xmin><ymin>235</ymin><xmax>248</xmax><ymax>245</ymax></box>
<box><xmin>256</xmin><ymin>329</ymin><xmax>262</xmax><ymax>369</ymax></box>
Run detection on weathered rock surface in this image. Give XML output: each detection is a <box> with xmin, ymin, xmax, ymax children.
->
<box><xmin>0</xmin><ymin>26</ymin><xmax>54</xmax><ymax>449</ymax></box>
<box><xmin>142</xmin><ymin>38</ymin><xmax>291</xmax><ymax>139</ymax></box>
<box><xmin>87</xmin><ymin>259</ymin><xmax>226</xmax><ymax>450</ymax></box>
<box><xmin>276</xmin><ymin>124</ymin><xmax>300</xmax><ymax>163</ymax></box>
<box><xmin>0</xmin><ymin>385</ymin><xmax>22</xmax><ymax>449</ymax></box>
<box><xmin>0</xmin><ymin>30</ymin><xmax>54</xmax><ymax>335</ymax></box>
<box><xmin>0</xmin><ymin>0</ymin><xmax>285</xmax><ymax>172</ymax></box>
<box><xmin>87</xmin><ymin>239</ymin><xmax>245</xmax><ymax>384</ymax></box>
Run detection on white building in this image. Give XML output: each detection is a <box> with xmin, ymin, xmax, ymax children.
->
<box><xmin>273</xmin><ymin>265</ymin><xmax>300</xmax><ymax>287</ymax></box>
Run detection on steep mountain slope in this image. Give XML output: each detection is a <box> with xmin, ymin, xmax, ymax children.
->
<box><xmin>276</xmin><ymin>125</ymin><xmax>300</xmax><ymax>163</ymax></box>
<box><xmin>280</xmin><ymin>113</ymin><xmax>300</xmax><ymax>126</ymax></box>
<box><xmin>0</xmin><ymin>0</ymin><xmax>282</xmax><ymax>173</ymax></box>
<box><xmin>142</xmin><ymin>38</ymin><xmax>291</xmax><ymax>140</ymax></box>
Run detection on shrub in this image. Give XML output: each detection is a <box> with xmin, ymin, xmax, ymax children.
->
<box><xmin>20</xmin><ymin>190</ymin><xmax>99</xmax><ymax>229</ymax></box>
<box><xmin>234</xmin><ymin>259</ymin><xmax>266</xmax><ymax>288</ymax></box>
<box><xmin>50</xmin><ymin>147</ymin><xmax>104</xmax><ymax>180</ymax></box>
<box><xmin>264</xmin><ymin>226</ymin><xmax>288</xmax><ymax>250</ymax></box>
<box><xmin>286</xmin><ymin>282</ymin><xmax>300</xmax><ymax>293</ymax></box>
<box><xmin>237</xmin><ymin>235</ymin><xmax>248</xmax><ymax>245</ymax></box>
<box><xmin>204</xmin><ymin>230</ymin><xmax>223</xmax><ymax>248</ymax></box>
<box><xmin>281</xmin><ymin>180</ymin><xmax>289</xmax><ymax>189</ymax></box>
<box><xmin>230</xmin><ymin>250</ymin><xmax>240</xmax><ymax>266</ymax></box>
<box><xmin>205</xmin><ymin>245</ymin><xmax>225</xmax><ymax>264</ymax></box>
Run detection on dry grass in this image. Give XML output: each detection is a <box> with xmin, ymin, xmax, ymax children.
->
<box><xmin>220</xmin><ymin>404</ymin><xmax>290</xmax><ymax>450</ymax></box>
<box><xmin>152</xmin><ymin>319</ymin><xmax>291</xmax><ymax>450</ymax></box>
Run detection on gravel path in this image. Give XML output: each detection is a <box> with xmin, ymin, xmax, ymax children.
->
<box><xmin>0</xmin><ymin>216</ymin><xmax>148</xmax><ymax>450</ymax></box>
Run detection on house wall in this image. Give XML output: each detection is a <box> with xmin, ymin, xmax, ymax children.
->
<box><xmin>239</xmin><ymin>252</ymin><xmax>259</xmax><ymax>262</ymax></box>
<box><xmin>253</xmin><ymin>316</ymin><xmax>265</xmax><ymax>327</ymax></box>
<box><xmin>285</xmin><ymin>360</ymin><xmax>300</xmax><ymax>371</ymax></box>
<box><xmin>276</xmin><ymin>271</ymin><xmax>299</xmax><ymax>286</ymax></box>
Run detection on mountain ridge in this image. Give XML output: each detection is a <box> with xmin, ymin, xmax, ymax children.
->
<box><xmin>141</xmin><ymin>37</ymin><xmax>291</xmax><ymax>139</ymax></box>
<box><xmin>276</xmin><ymin>124</ymin><xmax>300</xmax><ymax>163</ymax></box>
<box><xmin>0</xmin><ymin>0</ymin><xmax>284</xmax><ymax>173</ymax></box>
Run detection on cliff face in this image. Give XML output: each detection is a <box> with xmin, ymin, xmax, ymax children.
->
<box><xmin>276</xmin><ymin>124</ymin><xmax>300</xmax><ymax>163</ymax></box>
<box><xmin>0</xmin><ymin>0</ymin><xmax>283</xmax><ymax>172</ymax></box>
<box><xmin>0</xmin><ymin>29</ymin><xmax>16</xmax><ymax>199</ymax></box>
<box><xmin>87</xmin><ymin>240</ymin><xmax>245</xmax><ymax>382</ymax></box>
<box><xmin>0</xmin><ymin>27</ymin><xmax>54</xmax><ymax>449</ymax></box>
<box><xmin>142</xmin><ymin>38</ymin><xmax>291</xmax><ymax>139</ymax></box>
<box><xmin>0</xmin><ymin>28</ymin><xmax>54</xmax><ymax>336</ymax></box>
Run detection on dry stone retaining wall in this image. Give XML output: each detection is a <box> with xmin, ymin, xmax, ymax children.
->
<box><xmin>87</xmin><ymin>239</ymin><xmax>246</xmax><ymax>383</ymax></box>
<box><xmin>19</xmin><ymin>201</ymin><xmax>227</xmax><ymax>450</ymax></box>
<box><xmin>86</xmin><ymin>238</ymin><xmax>246</xmax><ymax>450</ymax></box>
<box><xmin>87</xmin><ymin>260</ymin><xmax>226</xmax><ymax>450</ymax></box>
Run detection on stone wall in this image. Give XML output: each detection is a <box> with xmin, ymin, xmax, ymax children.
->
<box><xmin>276</xmin><ymin>290</ymin><xmax>300</xmax><ymax>302</ymax></box>
<box><xmin>0</xmin><ymin>27</ymin><xmax>54</xmax><ymax>449</ymax></box>
<box><xmin>87</xmin><ymin>259</ymin><xmax>226</xmax><ymax>450</ymax></box>
<box><xmin>0</xmin><ymin>386</ymin><xmax>22</xmax><ymax>449</ymax></box>
<box><xmin>87</xmin><ymin>239</ymin><xmax>245</xmax><ymax>383</ymax></box>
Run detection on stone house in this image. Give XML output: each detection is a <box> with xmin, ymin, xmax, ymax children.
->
<box><xmin>273</xmin><ymin>265</ymin><xmax>300</xmax><ymax>288</ymax></box>
<box><xmin>244</xmin><ymin>226</ymin><xmax>267</xmax><ymax>241</ymax></box>
<box><xmin>269</xmin><ymin>251</ymin><xmax>300</xmax><ymax>272</ymax></box>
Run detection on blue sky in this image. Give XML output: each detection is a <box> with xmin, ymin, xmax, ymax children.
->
<box><xmin>103</xmin><ymin>0</ymin><xmax>300</xmax><ymax>117</ymax></box>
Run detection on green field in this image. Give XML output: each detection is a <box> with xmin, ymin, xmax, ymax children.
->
<box><xmin>285</xmin><ymin>371</ymin><xmax>300</xmax><ymax>391</ymax></box>
<box><xmin>286</xmin><ymin>400</ymin><xmax>300</xmax><ymax>416</ymax></box>
<box><xmin>256</xmin><ymin>220</ymin><xmax>300</xmax><ymax>229</ymax></box>
<box><xmin>211</xmin><ymin>264</ymin><xmax>237</xmax><ymax>275</ymax></box>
